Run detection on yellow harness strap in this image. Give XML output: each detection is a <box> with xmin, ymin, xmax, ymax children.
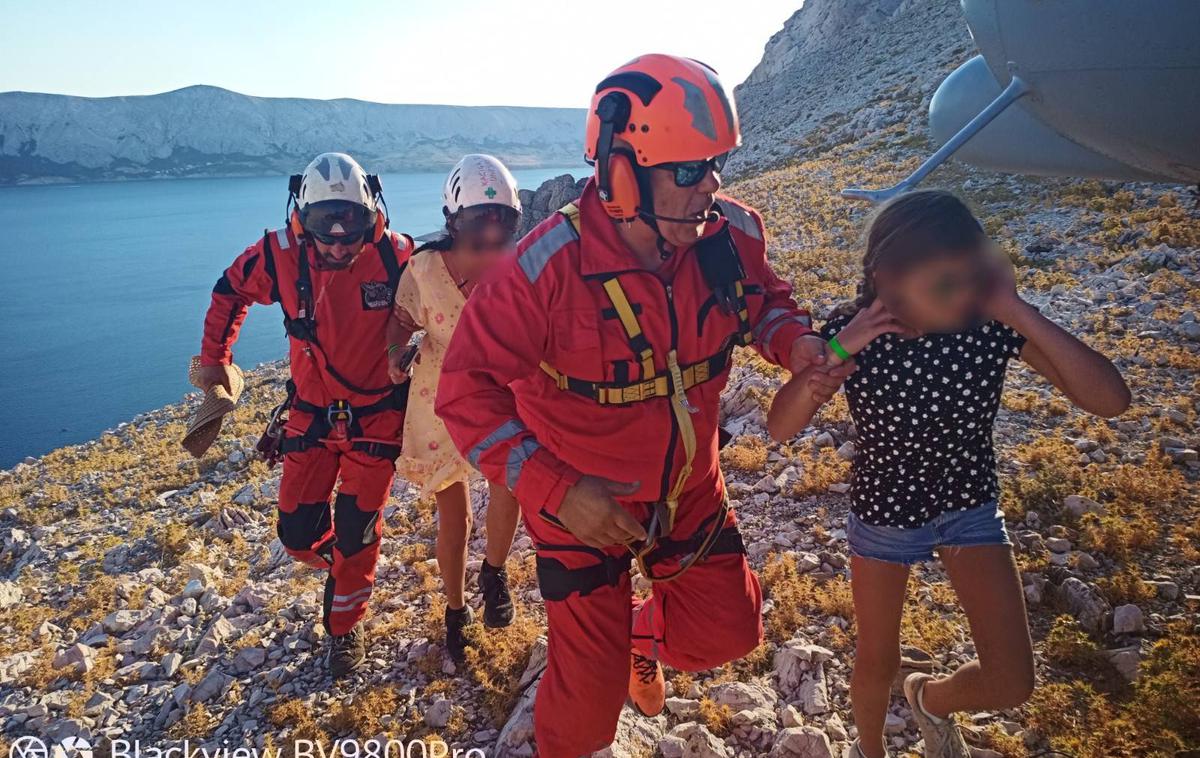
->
<box><xmin>602</xmin><ymin>278</ymin><xmax>657</xmax><ymax>379</ymax></box>
<box><xmin>560</xmin><ymin>202</ymin><xmax>582</xmax><ymax>234</ymax></box>
<box><xmin>541</xmin><ymin>202</ymin><xmax>701</xmax><ymax>536</ymax></box>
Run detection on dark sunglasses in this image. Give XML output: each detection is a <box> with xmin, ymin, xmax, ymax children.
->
<box><xmin>656</xmin><ymin>152</ymin><xmax>730</xmax><ymax>187</ymax></box>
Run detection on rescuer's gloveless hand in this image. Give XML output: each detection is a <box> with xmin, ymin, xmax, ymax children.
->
<box><xmin>557</xmin><ymin>476</ymin><xmax>646</xmax><ymax>548</ymax></box>
<box><xmin>196</xmin><ymin>364</ymin><xmax>233</xmax><ymax>394</ymax></box>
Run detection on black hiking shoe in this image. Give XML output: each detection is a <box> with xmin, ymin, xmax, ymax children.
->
<box><xmin>445</xmin><ymin>605</ymin><xmax>474</xmax><ymax>663</ymax></box>
<box><xmin>479</xmin><ymin>560</ymin><xmax>515</xmax><ymax>628</ymax></box>
<box><xmin>326</xmin><ymin>625</ymin><xmax>366</xmax><ymax>680</ymax></box>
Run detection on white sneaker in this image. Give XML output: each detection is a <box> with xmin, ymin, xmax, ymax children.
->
<box><xmin>903</xmin><ymin>673</ymin><xmax>970</xmax><ymax>758</ymax></box>
<box><xmin>844</xmin><ymin>738</ymin><xmax>892</xmax><ymax>758</ymax></box>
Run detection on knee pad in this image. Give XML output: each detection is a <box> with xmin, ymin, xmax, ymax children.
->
<box><xmin>276</xmin><ymin>501</ymin><xmax>332</xmax><ymax>551</ymax></box>
<box><xmin>333</xmin><ymin>493</ymin><xmax>382</xmax><ymax>558</ymax></box>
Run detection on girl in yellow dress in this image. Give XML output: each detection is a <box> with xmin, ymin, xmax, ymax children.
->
<box><xmin>386</xmin><ymin>154</ymin><xmax>522</xmax><ymax>663</ymax></box>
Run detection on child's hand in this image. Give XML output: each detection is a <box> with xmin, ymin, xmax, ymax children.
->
<box><xmin>805</xmin><ymin>361</ymin><xmax>856</xmax><ymax>404</ymax></box>
<box><xmin>980</xmin><ymin>247</ymin><xmax>1024</xmax><ymax>323</ymax></box>
<box><xmin>833</xmin><ymin>299</ymin><xmax>915</xmax><ymax>360</ymax></box>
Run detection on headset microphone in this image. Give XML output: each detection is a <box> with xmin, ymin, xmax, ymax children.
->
<box><xmin>637</xmin><ymin>208</ymin><xmax>721</xmax><ymax>225</ymax></box>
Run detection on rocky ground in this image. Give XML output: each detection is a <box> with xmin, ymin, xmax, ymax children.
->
<box><xmin>2</xmin><ymin>152</ymin><xmax>1197</xmax><ymax>757</ymax></box>
<box><xmin>3</xmin><ymin>0</ymin><xmax>1200</xmax><ymax>754</ymax></box>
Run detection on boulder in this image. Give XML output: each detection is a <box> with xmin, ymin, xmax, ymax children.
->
<box><xmin>194</xmin><ymin>616</ymin><xmax>235</xmax><ymax>658</ymax></box>
<box><xmin>425</xmin><ymin>697</ymin><xmax>453</xmax><ymax>728</ymax></box>
<box><xmin>0</xmin><ymin>581</ymin><xmax>23</xmax><ymax>609</ymax></box>
<box><xmin>771</xmin><ymin>726</ymin><xmax>834</xmax><ymax>758</ymax></box>
<box><xmin>1112</xmin><ymin>604</ymin><xmax>1145</xmax><ymax>635</ymax></box>
<box><xmin>52</xmin><ymin>643</ymin><xmax>97</xmax><ymax>675</ymax></box>
<box><xmin>1055</xmin><ymin>577</ymin><xmax>1111</xmax><ymax>633</ymax></box>
<box><xmin>662</xmin><ymin>722</ymin><xmax>731</xmax><ymax>758</ymax></box>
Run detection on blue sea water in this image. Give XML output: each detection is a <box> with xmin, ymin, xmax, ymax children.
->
<box><xmin>0</xmin><ymin>167</ymin><xmax>582</xmax><ymax>467</ymax></box>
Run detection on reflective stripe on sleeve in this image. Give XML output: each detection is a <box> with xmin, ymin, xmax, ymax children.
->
<box><xmin>467</xmin><ymin>419</ymin><xmax>528</xmax><ymax>468</ymax></box>
<box><xmin>506</xmin><ymin>438</ymin><xmax>541</xmax><ymax>491</ymax></box>
<box><xmin>760</xmin><ymin>314</ymin><xmax>813</xmax><ymax>355</ymax></box>
<box><xmin>518</xmin><ymin>220</ymin><xmax>576</xmax><ymax>284</ymax></box>
<box><xmin>752</xmin><ymin>308</ymin><xmax>792</xmax><ymax>341</ymax></box>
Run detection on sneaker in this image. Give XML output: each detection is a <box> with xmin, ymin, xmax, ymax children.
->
<box><xmin>445</xmin><ymin>605</ymin><xmax>474</xmax><ymax>663</ymax></box>
<box><xmin>628</xmin><ymin>650</ymin><xmax>665</xmax><ymax>717</ymax></box>
<box><xmin>844</xmin><ymin>737</ymin><xmax>889</xmax><ymax>758</ymax></box>
<box><xmin>326</xmin><ymin>625</ymin><xmax>366</xmax><ymax>679</ymax></box>
<box><xmin>479</xmin><ymin>560</ymin><xmax>515</xmax><ymax>628</ymax></box>
<box><xmin>903</xmin><ymin>673</ymin><xmax>970</xmax><ymax>758</ymax></box>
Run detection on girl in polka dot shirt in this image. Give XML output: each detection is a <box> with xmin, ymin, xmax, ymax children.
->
<box><xmin>768</xmin><ymin>190</ymin><xmax>1129</xmax><ymax>758</ymax></box>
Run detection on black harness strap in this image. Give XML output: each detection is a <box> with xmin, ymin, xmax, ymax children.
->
<box><xmin>261</xmin><ymin>230</ymin><xmax>282</xmax><ymax>305</ymax></box>
<box><xmin>376</xmin><ymin>233</ymin><xmax>406</xmax><ymax>292</ymax></box>
<box><xmin>641</xmin><ymin>520</ymin><xmax>745</xmax><ymax>568</ymax></box>
<box><xmin>275</xmin><ymin>235</ymin><xmax>399</xmax><ymax>397</ymax></box>
<box><xmin>279</xmin><ymin>382</ymin><xmax>409</xmax><ymax>460</ymax></box>
<box><xmin>536</xmin><ymin>553</ymin><xmax>632</xmax><ymax>602</ymax></box>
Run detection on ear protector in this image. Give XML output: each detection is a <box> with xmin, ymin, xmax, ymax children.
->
<box><xmin>286</xmin><ymin>173</ymin><xmax>388</xmax><ymax>244</ymax></box>
<box><xmin>593</xmin><ymin>92</ymin><xmax>643</xmax><ymax>222</ymax></box>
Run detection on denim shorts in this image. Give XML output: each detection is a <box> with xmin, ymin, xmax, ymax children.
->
<box><xmin>846</xmin><ymin>501</ymin><xmax>1011</xmax><ymax>565</ymax></box>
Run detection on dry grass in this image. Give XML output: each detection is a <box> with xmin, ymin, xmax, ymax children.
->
<box><xmin>697</xmin><ymin>697</ymin><xmax>735</xmax><ymax>737</ymax></box>
<box><xmin>327</xmin><ymin>685</ymin><xmax>402</xmax><ymax>736</ymax></box>
<box><xmin>462</xmin><ymin>614</ymin><xmax>544</xmax><ymax>725</ymax></box>
<box><xmin>1026</xmin><ymin>627</ymin><xmax>1200</xmax><ymax>757</ymax></box>
<box><xmin>760</xmin><ymin>552</ymin><xmax>855</xmax><ymax>645</ymax></box>
<box><xmin>1094</xmin><ymin>567</ymin><xmax>1158</xmax><ymax>606</ymax></box>
<box><xmin>721</xmin><ymin>435</ymin><xmax>769</xmax><ymax>473</ymax></box>
<box><xmin>791</xmin><ymin>447</ymin><xmax>852</xmax><ymax>497</ymax></box>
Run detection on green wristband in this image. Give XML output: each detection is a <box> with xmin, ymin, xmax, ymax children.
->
<box><xmin>827</xmin><ymin>335</ymin><xmax>852</xmax><ymax>361</ymax></box>
<box><xmin>387</xmin><ymin>343</ymin><xmax>402</xmax><ymax>356</ymax></box>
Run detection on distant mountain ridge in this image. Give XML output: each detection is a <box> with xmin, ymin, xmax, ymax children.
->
<box><xmin>0</xmin><ymin>85</ymin><xmax>586</xmax><ymax>184</ymax></box>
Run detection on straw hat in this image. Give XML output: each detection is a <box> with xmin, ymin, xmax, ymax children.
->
<box><xmin>182</xmin><ymin>356</ymin><xmax>245</xmax><ymax>458</ymax></box>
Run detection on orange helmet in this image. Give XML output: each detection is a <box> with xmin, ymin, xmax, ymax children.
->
<box><xmin>585</xmin><ymin>54</ymin><xmax>740</xmax><ymax>167</ymax></box>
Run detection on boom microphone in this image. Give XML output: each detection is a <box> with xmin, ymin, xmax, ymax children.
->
<box><xmin>638</xmin><ymin>208</ymin><xmax>721</xmax><ymax>225</ymax></box>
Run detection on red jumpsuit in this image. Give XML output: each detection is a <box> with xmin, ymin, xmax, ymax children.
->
<box><xmin>437</xmin><ymin>181</ymin><xmax>813</xmax><ymax>756</ymax></box>
<box><xmin>201</xmin><ymin>225</ymin><xmax>413</xmax><ymax>636</ymax></box>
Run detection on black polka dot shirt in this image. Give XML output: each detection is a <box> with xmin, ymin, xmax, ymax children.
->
<box><xmin>820</xmin><ymin>313</ymin><xmax>1026</xmax><ymax>527</ymax></box>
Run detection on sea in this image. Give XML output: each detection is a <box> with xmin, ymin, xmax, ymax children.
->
<box><xmin>0</xmin><ymin>166</ymin><xmax>583</xmax><ymax>467</ymax></box>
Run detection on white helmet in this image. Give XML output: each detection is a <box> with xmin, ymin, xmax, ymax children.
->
<box><xmin>295</xmin><ymin>152</ymin><xmax>382</xmax><ymax>241</ymax></box>
<box><xmin>442</xmin><ymin>154</ymin><xmax>521</xmax><ymax>216</ymax></box>
<box><xmin>298</xmin><ymin>152</ymin><xmax>377</xmax><ymax>212</ymax></box>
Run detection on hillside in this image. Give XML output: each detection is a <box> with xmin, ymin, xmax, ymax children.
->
<box><xmin>0</xmin><ymin>85</ymin><xmax>585</xmax><ymax>185</ymax></box>
<box><xmin>1</xmin><ymin>1</ymin><xmax>1199</xmax><ymax>757</ymax></box>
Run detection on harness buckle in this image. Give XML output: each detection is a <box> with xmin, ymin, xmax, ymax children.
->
<box><xmin>326</xmin><ymin>400</ymin><xmax>353</xmax><ymax>438</ymax></box>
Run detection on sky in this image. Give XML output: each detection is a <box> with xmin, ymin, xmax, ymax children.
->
<box><xmin>0</xmin><ymin>0</ymin><xmax>801</xmax><ymax>108</ymax></box>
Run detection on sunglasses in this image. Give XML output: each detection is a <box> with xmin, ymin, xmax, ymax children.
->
<box><xmin>656</xmin><ymin>152</ymin><xmax>730</xmax><ymax>187</ymax></box>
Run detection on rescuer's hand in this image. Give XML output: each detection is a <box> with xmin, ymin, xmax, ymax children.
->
<box><xmin>557</xmin><ymin>476</ymin><xmax>646</xmax><ymax>548</ymax></box>
<box><xmin>387</xmin><ymin>352</ymin><xmax>411</xmax><ymax>385</ymax></box>
<box><xmin>196</xmin><ymin>364</ymin><xmax>233</xmax><ymax>394</ymax></box>
<box><xmin>788</xmin><ymin>334</ymin><xmax>829</xmax><ymax>374</ymax></box>
<box><xmin>805</xmin><ymin>359</ymin><xmax>857</xmax><ymax>404</ymax></box>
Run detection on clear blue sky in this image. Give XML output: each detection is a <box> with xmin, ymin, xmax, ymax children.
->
<box><xmin>0</xmin><ymin>0</ymin><xmax>801</xmax><ymax>108</ymax></box>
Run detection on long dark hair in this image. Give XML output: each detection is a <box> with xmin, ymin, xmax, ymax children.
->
<box><xmin>834</xmin><ymin>189</ymin><xmax>986</xmax><ymax>317</ymax></box>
